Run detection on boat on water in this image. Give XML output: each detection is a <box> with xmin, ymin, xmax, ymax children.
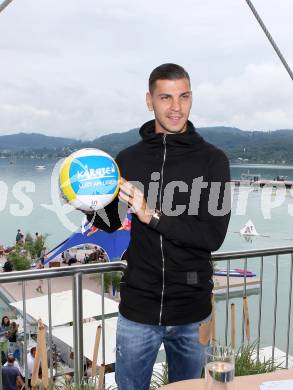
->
<box><xmin>35</xmin><ymin>165</ymin><xmax>46</xmax><ymax>170</ymax></box>
<box><xmin>9</xmin><ymin>153</ymin><xmax>16</xmax><ymax>165</ymax></box>
<box><xmin>213</xmin><ymin>267</ymin><xmax>256</xmax><ymax>277</ymax></box>
<box><xmin>240</xmin><ymin>171</ymin><xmax>261</xmax><ymax>184</ymax></box>
<box><xmin>240</xmin><ymin>219</ymin><xmax>259</xmax><ymax>236</ymax></box>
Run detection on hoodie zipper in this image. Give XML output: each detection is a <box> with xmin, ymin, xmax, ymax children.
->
<box><xmin>158</xmin><ymin>134</ymin><xmax>167</xmax><ymax>325</ymax></box>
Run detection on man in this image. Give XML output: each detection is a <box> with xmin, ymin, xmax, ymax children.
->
<box><xmin>15</xmin><ymin>229</ymin><xmax>22</xmax><ymax>244</ymax></box>
<box><xmin>87</xmin><ymin>63</ymin><xmax>231</xmax><ymax>390</ymax></box>
<box><xmin>2</xmin><ymin>354</ymin><xmax>24</xmax><ymax>390</ymax></box>
<box><xmin>27</xmin><ymin>346</ymin><xmax>36</xmax><ymax>387</ymax></box>
<box><xmin>63</xmin><ymin>249</ymin><xmax>74</xmax><ymax>264</ymax></box>
<box><xmin>3</xmin><ymin>259</ymin><xmax>13</xmax><ymax>272</ymax></box>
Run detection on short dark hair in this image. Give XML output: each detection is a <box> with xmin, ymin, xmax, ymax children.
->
<box><xmin>7</xmin><ymin>355</ymin><xmax>15</xmax><ymax>363</ymax></box>
<box><xmin>149</xmin><ymin>63</ymin><xmax>190</xmax><ymax>94</ymax></box>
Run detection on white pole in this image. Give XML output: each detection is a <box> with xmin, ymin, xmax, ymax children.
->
<box><xmin>0</xmin><ymin>0</ymin><xmax>15</xmax><ymax>14</ymax></box>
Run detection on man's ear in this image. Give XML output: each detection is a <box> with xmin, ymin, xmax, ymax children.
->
<box><xmin>146</xmin><ymin>92</ymin><xmax>153</xmax><ymax>111</ymax></box>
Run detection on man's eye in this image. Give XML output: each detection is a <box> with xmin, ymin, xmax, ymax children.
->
<box><xmin>182</xmin><ymin>94</ymin><xmax>190</xmax><ymax>99</ymax></box>
<box><xmin>161</xmin><ymin>96</ymin><xmax>169</xmax><ymax>100</ymax></box>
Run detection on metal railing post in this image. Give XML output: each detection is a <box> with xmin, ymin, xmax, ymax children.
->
<box><xmin>241</xmin><ymin>257</ymin><xmax>248</xmax><ymax>346</ymax></box>
<box><xmin>101</xmin><ymin>273</ymin><xmax>106</xmax><ymax>365</ymax></box>
<box><xmin>0</xmin><ymin>341</ymin><xmax>2</xmax><ymax>389</ymax></box>
<box><xmin>47</xmin><ymin>279</ymin><xmax>54</xmax><ymax>389</ymax></box>
<box><xmin>22</xmin><ymin>281</ymin><xmax>28</xmax><ymax>389</ymax></box>
<box><xmin>72</xmin><ymin>272</ymin><xmax>84</xmax><ymax>385</ymax></box>
<box><xmin>285</xmin><ymin>253</ymin><xmax>293</xmax><ymax>368</ymax></box>
<box><xmin>272</xmin><ymin>255</ymin><xmax>279</xmax><ymax>364</ymax></box>
<box><xmin>256</xmin><ymin>256</ymin><xmax>264</xmax><ymax>362</ymax></box>
<box><xmin>225</xmin><ymin>260</ymin><xmax>230</xmax><ymax>346</ymax></box>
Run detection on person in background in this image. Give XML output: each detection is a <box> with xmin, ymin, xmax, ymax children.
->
<box><xmin>35</xmin><ymin>233</ymin><xmax>44</xmax><ymax>257</ymax></box>
<box><xmin>25</xmin><ymin>233</ymin><xmax>33</xmax><ymax>244</ymax></box>
<box><xmin>68</xmin><ymin>254</ymin><xmax>77</xmax><ymax>266</ymax></box>
<box><xmin>2</xmin><ymin>354</ymin><xmax>24</xmax><ymax>390</ymax></box>
<box><xmin>36</xmin><ymin>255</ymin><xmax>45</xmax><ymax>294</ymax></box>
<box><xmin>63</xmin><ymin>249</ymin><xmax>71</xmax><ymax>264</ymax></box>
<box><xmin>0</xmin><ymin>316</ymin><xmax>10</xmax><ymax>336</ymax></box>
<box><xmin>8</xmin><ymin>321</ymin><xmax>19</xmax><ymax>343</ymax></box>
<box><xmin>88</xmin><ymin>246</ymin><xmax>100</xmax><ymax>262</ymax></box>
<box><xmin>15</xmin><ymin>229</ymin><xmax>22</xmax><ymax>244</ymax></box>
<box><xmin>3</xmin><ymin>259</ymin><xmax>13</xmax><ymax>272</ymax></box>
<box><xmin>1</xmin><ymin>350</ymin><xmax>7</xmax><ymax>365</ymax></box>
<box><xmin>98</xmin><ymin>247</ymin><xmax>107</xmax><ymax>262</ymax></box>
<box><xmin>64</xmin><ymin>351</ymin><xmax>75</xmax><ymax>383</ymax></box>
<box><xmin>66</xmin><ymin>249</ymin><xmax>77</xmax><ymax>266</ymax></box>
<box><xmin>27</xmin><ymin>346</ymin><xmax>36</xmax><ymax>388</ymax></box>
<box><xmin>39</xmin><ymin>246</ymin><xmax>46</xmax><ymax>260</ymax></box>
<box><xmin>3</xmin><ymin>354</ymin><xmax>22</xmax><ymax>373</ymax></box>
<box><xmin>85</xmin><ymin>359</ymin><xmax>93</xmax><ymax>380</ymax></box>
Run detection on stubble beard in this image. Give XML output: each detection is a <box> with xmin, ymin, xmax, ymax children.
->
<box><xmin>155</xmin><ymin>117</ymin><xmax>188</xmax><ymax>135</ymax></box>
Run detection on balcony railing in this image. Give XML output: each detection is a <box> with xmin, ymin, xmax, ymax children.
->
<box><xmin>212</xmin><ymin>246</ymin><xmax>293</xmax><ymax>368</ymax></box>
<box><xmin>0</xmin><ymin>246</ymin><xmax>292</xmax><ymax>388</ymax></box>
<box><xmin>0</xmin><ymin>261</ymin><xmax>126</xmax><ymax>388</ymax></box>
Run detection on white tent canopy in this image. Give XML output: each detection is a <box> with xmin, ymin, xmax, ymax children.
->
<box><xmin>11</xmin><ymin>289</ymin><xmax>119</xmax><ymax>327</ymax></box>
<box><xmin>52</xmin><ymin>318</ymin><xmax>165</xmax><ymax>365</ymax></box>
<box><xmin>52</xmin><ymin>318</ymin><xmax>117</xmax><ymax>365</ymax></box>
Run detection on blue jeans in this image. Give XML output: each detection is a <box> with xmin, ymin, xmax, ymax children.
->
<box><xmin>115</xmin><ymin>312</ymin><xmax>212</xmax><ymax>390</ymax></box>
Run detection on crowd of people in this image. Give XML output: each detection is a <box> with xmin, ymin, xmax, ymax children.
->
<box><xmin>0</xmin><ymin>314</ymin><xmax>39</xmax><ymax>389</ymax></box>
<box><xmin>0</xmin><ymin>315</ymin><xmax>21</xmax><ymax>389</ymax></box>
<box><xmin>61</xmin><ymin>246</ymin><xmax>108</xmax><ymax>265</ymax></box>
<box><xmin>2</xmin><ymin>229</ymin><xmax>108</xmax><ymax>273</ymax></box>
<box><xmin>1</xmin><ymin>229</ymin><xmax>46</xmax><ymax>273</ymax></box>
<box><xmin>85</xmin><ymin>246</ymin><xmax>107</xmax><ymax>263</ymax></box>
<box><xmin>0</xmin><ymin>316</ymin><xmax>19</xmax><ymax>342</ymax></box>
<box><xmin>15</xmin><ymin>229</ymin><xmax>43</xmax><ymax>249</ymax></box>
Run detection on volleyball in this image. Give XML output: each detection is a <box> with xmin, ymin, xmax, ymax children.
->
<box><xmin>59</xmin><ymin>148</ymin><xmax>120</xmax><ymax>212</ymax></box>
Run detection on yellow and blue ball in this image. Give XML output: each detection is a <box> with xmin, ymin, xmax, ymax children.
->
<box><xmin>59</xmin><ymin>148</ymin><xmax>120</xmax><ymax>212</ymax></box>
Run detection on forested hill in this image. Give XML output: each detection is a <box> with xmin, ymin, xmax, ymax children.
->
<box><xmin>1</xmin><ymin>127</ymin><xmax>293</xmax><ymax>164</ymax></box>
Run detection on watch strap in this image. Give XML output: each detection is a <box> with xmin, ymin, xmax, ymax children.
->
<box><xmin>148</xmin><ymin>209</ymin><xmax>162</xmax><ymax>229</ymax></box>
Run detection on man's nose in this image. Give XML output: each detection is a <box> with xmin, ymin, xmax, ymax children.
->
<box><xmin>171</xmin><ymin>98</ymin><xmax>181</xmax><ymax>111</ymax></box>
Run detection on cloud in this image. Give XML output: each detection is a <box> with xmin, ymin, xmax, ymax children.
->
<box><xmin>193</xmin><ymin>64</ymin><xmax>293</xmax><ymax>130</ymax></box>
<box><xmin>0</xmin><ymin>0</ymin><xmax>292</xmax><ymax>138</ymax></box>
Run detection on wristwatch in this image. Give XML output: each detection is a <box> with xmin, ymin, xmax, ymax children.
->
<box><xmin>148</xmin><ymin>209</ymin><xmax>162</xmax><ymax>229</ymax></box>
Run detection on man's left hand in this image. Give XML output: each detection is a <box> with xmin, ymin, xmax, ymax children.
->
<box><xmin>119</xmin><ymin>177</ymin><xmax>153</xmax><ymax>224</ymax></box>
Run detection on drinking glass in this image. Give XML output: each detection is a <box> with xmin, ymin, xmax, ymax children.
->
<box><xmin>204</xmin><ymin>345</ymin><xmax>235</xmax><ymax>390</ymax></box>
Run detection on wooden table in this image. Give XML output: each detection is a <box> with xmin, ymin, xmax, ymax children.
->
<box><xmin>159</xmin><ymin>369</ymin><xmax>293</xmax><ymax>389</ymax></box>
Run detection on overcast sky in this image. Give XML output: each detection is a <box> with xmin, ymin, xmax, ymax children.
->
<box><xmin>0</xmin><ymin>0</ymin><xmax>292</xmax><ymax>139</ymax></box>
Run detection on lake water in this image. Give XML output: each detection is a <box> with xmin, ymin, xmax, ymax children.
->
<box><xmin>0</xmin><ymin>158</ymin><xmax>293</xmax><ymax>355</ymax></box>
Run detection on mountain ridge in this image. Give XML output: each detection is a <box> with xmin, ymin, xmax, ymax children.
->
<box><xmin>1</xmin><ymin>126</ymin><xmax>293</xmax><ymax>164</ymax></box>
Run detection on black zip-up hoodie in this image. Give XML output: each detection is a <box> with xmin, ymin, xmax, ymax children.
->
<box><xmin>90</xmin><ymin>119</ymin><xmax>231</xmax><ymax>325</ymax></box>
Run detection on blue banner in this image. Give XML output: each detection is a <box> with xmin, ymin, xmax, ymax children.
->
<box><xmin>45</xmin><ymin>217</ymin><xmax>131</xmax><ymax>264</ymax></box>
